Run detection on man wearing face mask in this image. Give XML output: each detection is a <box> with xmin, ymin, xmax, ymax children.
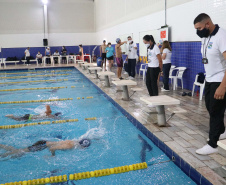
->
<box><xmin>194</xmin><ymin>13</ymin><xmax>226</xmax><ymax>155</ymax></box>
<box><xmin>126</xmin><ymin>36</ymin><xmax>137</xmax><ymax>80</ymax></box>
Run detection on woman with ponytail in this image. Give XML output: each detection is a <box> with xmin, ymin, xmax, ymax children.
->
<box><xmin>143</xmin><ymin>35</ymin><xmax>163</xmax><ymax>96</ymax></box>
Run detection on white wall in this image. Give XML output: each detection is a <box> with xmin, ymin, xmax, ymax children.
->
<box><xmin>95</xmin><ymin>0</ymin><xmax>226</xmax><ymax>44</ymax></box>
<box><xmin>95</xmin><ymin>0</ymin><xmax>192</xmax><ymax>32</ymax></box>
<box><xmin>0</xmin><ymin>0</ymin><xmax>95</xmax><ymax>48</ymax></box>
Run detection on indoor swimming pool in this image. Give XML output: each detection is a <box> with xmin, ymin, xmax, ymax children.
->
<box><xmin>0</xmin><ymin>67</ymin><xmax>197</xmax><ymax>184</ymax></box>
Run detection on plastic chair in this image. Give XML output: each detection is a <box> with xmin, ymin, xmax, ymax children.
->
<box><xmin>169</xmin><ymin>65</ymin><xmax>176</xmax><ymax>84</ymax></box>
<box><xmin>171</xmin><ymin>67</ymin><xmax>187</xmax><ymax>90</ymax></box>
<box><xmin>192</xmin><ymin>73</ymin><xmax>206</xmax><ymax>100</ymax></box>
<box><xmin>139</xmin><ymin>63</ymin><xmax>148</xmax><ymax>81</ymax></box>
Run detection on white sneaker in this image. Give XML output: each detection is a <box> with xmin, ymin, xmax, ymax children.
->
<box><xmin>161</xmin><ymin>88</ymin><xmax>170</xmax><ymax>92</ymax></box>
<box><xmin>130</xmin><ymin>77</ymin><xmax>135</xmax><ymax>80</ymax></box>
<box><xmin>147</xmin><ymin>104</ymin><xmax>156</xmax><ymax>108</ymax></box>
<box><xmin>207</xmin><ymin>131</ymin><xmax>226</xmax><ymax>141</ymax></box>
<box><xmin>196</xmin><ymin>144</ymin><xmax>218</xmax><ymax>155</ymax></box>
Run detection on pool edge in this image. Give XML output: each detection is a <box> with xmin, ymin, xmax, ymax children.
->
<box><xmin>75</xmin><ymin>66</ymin><xmax>212</xmax><ymax>185</ymax></box>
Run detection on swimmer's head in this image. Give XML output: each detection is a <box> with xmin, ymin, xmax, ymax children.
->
<box><xmin>79</xmin><ymin>139</ymin><xmax>91</xmax><ymax>148</ymax></box>
<box><xmin>116</xmin><ymin>38</ymin><xmax>121</xmax><ymax>44</ymax></box>
<box><xmin>45</xmin><ymin>105</ymin><xmax>52</xmax><ymax>115</ymax></box>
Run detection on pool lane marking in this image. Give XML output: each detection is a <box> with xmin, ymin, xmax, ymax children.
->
<box><xmin>0</xmin><ymin>117</ymin><xmax>97</xmax><ymax>129</ymax></box>
<box><xmin>0</xmin><ymin>74</ymin><xmax>70</xmax><ymax>79</ymax></box>
<box><xmin>0</xmin><ymin>79</ymin><xmax>68</xmax><ymax>84</ymax></box>
<box><xmin>138</xmin><ymin>134</ymin><xmax>153</xmax><ymax>162</ymax></box>
<box><xmin>0</xmin><ymin>98</ymin><xmax>73</xmax><ymax>104</ymax></box>
<box><xmin>0</xmin><ymin>70</ymin><xmax>72</xmax><ymax>75</ymax></box>
<box><xmin>1</xmin><ymin>162</ymin><xmax>148</xmax><ymax>184</ymax></box>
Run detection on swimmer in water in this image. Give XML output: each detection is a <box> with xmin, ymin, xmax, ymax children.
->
<box><xmin>0</xmin><ymin>138</ymin><xmax>91</xmax><ymax>159</ymax></box>
<box><xmin>5</xmin><ymin>105</ymin><xmax>61</xmax><ymax>121</ymax></box>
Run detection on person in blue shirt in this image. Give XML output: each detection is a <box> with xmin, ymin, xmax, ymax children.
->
<box><xmin>105</xmin><ymin>42</ymin><xmax>115</xmax><ymax>71</ymax></box>
<box><xmin>45</xmin><ymin>47</ymin><xmax>51</xmax><ymax>64</ymax></box>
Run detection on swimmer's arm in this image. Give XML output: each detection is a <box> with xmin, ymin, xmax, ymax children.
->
<box><xmin>5</xmin><ymin>115</ymin><xmax>23</xmax><ymax>121</ymax></box>
<box><xmin>49</xmin><ymin>144</ymin><xmax>74</xmax><ymax>156</ymax></box>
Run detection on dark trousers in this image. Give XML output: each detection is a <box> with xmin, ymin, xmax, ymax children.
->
<box><xmin>205</xmin><ymin>82</ymin><xmax>226</xmax><ymax>148</ymax></box>
<box><xmin>146</xmin><ymin>67</ymin><xmax>160</xmax><ymax>96</ymax></box>
<box><xmin>54</xmin><ymin>57</ymin><xmax>58</xmax><ymax>64</ymax></box>
<box><xmin>163</xmin><ymin>63</ymin><xmax>171</xmax><ymax>90</ymax></box>
<box><xmin>46</xmin><ymin>57</ymin><xmax>51</xmax><ymax>64</ymax></box>
<box><xmin>128</xmin><ymin>59</ymin><xmax>136</xmax><ymax>77</ymax></box>
<box><xmin>37</xmin><ymin>58</ymin><xmax>42</xmax><ymax>64</ymax></box>
<box><xmin>26</xmin><ymin>56</ymin><xmax>30</xmax><ymax>64</ymax></box>
<box><xmin>124</xmin><ymin>63</ymin><xmax>128</xmax><ymax>72</ymax></box>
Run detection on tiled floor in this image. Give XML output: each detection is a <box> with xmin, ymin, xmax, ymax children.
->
<box><xmin>2</xmin><ymin>63</ymin><xmax>226</xmax><ymax>185</ymax></box>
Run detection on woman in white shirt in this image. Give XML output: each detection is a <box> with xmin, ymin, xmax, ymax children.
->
<box><xmin>160</xmin><ymin>41</ymin><xmax>172</xmax><ymax>91</ymax></box>
<box><xmin>143</xmin><ymin>35</ymin><xmax>163</xmax><ymax>96</ymax></box>
<box><xmin>53</xmin><ymin>50</ymin><xmax>60</xmax><ymax>64</ymax></box>
<box><xmin>24</xmin><ymin>47</ymin><xmax>30</xmax><ymax>65</ymax></box>
<box><xmin>36</xmin><ymin>51</ymin><xmax>42</xmax><ymax>65</ymax></box>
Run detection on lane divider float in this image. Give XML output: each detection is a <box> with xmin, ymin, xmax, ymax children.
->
<box><xmin>0</xmin><ymin>70</ymin><xmax>72</xmax><ymax>76</ymax></box>
<box><xmin>1</xmin><ymin>163</ymin><xmax>147</xmax><ymax>185</ymax></box>
<box><xmin>0</xmin><ymin>86</ymin><xmax>88</xmax><ymax>92</ymax></box>
<box><xmin>77</xmin><ymin>96</ymin><xmax>93</xmax><ymax>100</ymax></box>
<box><xmin>0</xmin><ymin>119</ymin><xmax>79</xmax><ymax>129</ymax></box>
<box><xmin>0</xmin><ymin>74</ymin><xmax>69</xmax><ymax>79</ymax></box>
<box><xmin>1</xmin><ymin>174</ymin><xmax>68</xmax><ymax>185</ymax></box>
<box><xmin>85</xmin><ymin>117</ymin><xmax>97</xmax><ymax>120</ymax></box>
<box><xmin>0</xmin><ymin>98</ymin><xmax>73</xmax><ymax>104</ymax></box>
<box><xmin>70</xmin><ymin>162</ymin><xmax>148</xmax><ymax>180</ymax></box>
<box><xmin>0</xmin><ymin>87</ymin><xmax>66</xmax><ymax>92</ymax></box>
<box><xmin>0</xmin><ymin>79</ymin><xmax>68</xmax><ymax>85</ymax></box>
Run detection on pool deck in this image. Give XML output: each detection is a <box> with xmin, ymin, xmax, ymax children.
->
<box><xmin>2</xmin><ymin>63</ymin><xmax>226</xmax><ymax>185</ymax></box>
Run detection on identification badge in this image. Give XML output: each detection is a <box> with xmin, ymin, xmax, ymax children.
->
<box><xmin>202</xmin><ymin>58</ymin><xmax>208</xmax><ymax>64</ymax></box>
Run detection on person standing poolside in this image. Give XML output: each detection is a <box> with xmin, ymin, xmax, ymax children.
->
<box><xmin>61</xmin><ymin>46</ymin><xmax>67</xmax><ymax>64</ymax></box>
<box><xmin>115</xmin><ymin>38</ymin><xmax>127</xmax><ymax>80</ymax></box>
<box><xmin>100</xmin><ymin>40</ymin><xmax>107</xmax><ymax>71</ymax></box>
<box><xmin>45</xmin><ymin>47</ymin><xmax>51</xmax><ymax>64</ymax></box>
<box><xmin>194</xmin><ymin>13</ymin><xmax>226</xmax><ymax>155</ymax></box>
<box><xmin>79</xmin><ymin>45</ymin><xmax>84</xmax><ymax>61</ymax></box>
<box><xmin>126</xmin><ymin>36</ymin><xmax>137</xmax><ymax>80</ymax></box>
<box><xmin>53</xmin><ymin>50</ymin><xmax>60</xmax><ymax>64</ymax></box>
<box><xmin>105</xmin><ymin>42</ymin><xmax>114</xmax><ymax>71</ymax></box>
<box><xmin>36</xmin><ymin>51</ymin><xmax>42</xmax><ymax>65</ymax></box>
<box><xmin>143</xmin><ymin>35</ymin><xmax>163</xmax><ymax>96</ymax></box>
<box><xmin>24</xmin><ymin>47</ymin><xmax>30</xmax><ymax>65</ymax></box>
<box><xmin>160</xmin><ymin>41</ymin><xmax>172</xmax><ymax>91</ymax></box>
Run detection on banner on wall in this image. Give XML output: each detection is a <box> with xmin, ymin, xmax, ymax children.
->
<box><xmin>139</xmin><ymin>27</ymin><xmax>169</xmax><ymax>57</ymax></box>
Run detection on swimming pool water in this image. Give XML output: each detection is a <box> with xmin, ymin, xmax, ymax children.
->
<box><xmin>0</xmin><ymin>67</ymin><xmax>196</xmax><ymax>184</ymax></box>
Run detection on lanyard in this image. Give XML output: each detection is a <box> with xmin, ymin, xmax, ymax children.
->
<box><xmin>203</xmin><ymin>36</ymin><xmax>211</xmax><ymax>58</ymax></box>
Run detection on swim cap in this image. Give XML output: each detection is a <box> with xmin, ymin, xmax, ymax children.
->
<box><xmin>54</xmin><ymin>112</ymin><xmax>62</xmax><ymax>116</ymax></box>
<box><xmin>116</xmin><ymin>38</ymin><xmax>121</xmax><ymax>43</ymax></box>
<box><xmin>79</xmin><ymin>139</ymin><xmax>91</xmax><ymax>147</ymax></box>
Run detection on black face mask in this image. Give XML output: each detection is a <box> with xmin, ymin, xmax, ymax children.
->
<box><xmin>196</xmin><ymin>27</ymin><xmax>210</xmax><ymax>38</ymax></box>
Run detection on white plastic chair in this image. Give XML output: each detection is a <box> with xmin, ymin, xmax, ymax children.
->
<box><xmin>171</xmin><ymin>67</ymin><xmax>187</xmax><ymax>90</ymax></box>
<box><xmin>192</xmin><ymin>73</ymin><xmax>206</xmax><ymax>100</ymax></box>
<box><xmin>139</xmin><ymin>63</ymin><xmax>148</xmax><ymax>80</ymax></box>
<box><xmin>169</xmin><ymin>65</ymin><xmax>176</xmax><ymax>84</ymax></box>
